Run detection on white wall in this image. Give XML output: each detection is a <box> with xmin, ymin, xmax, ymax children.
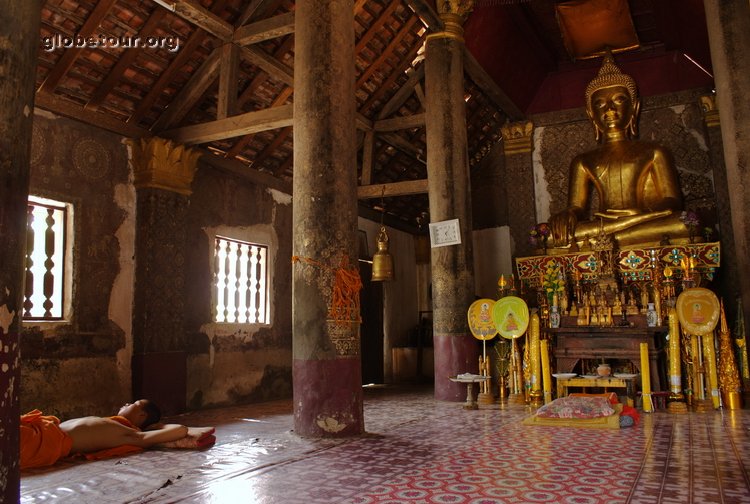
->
<box><xmin>472</xmin><ymin>226</ymin><xmax>514</xmax><ymax>299</ymax></box>
<box><xmin>358</xmin><ymin>217</ymin><xmax>419</xmax><ymax>382</ymax></box>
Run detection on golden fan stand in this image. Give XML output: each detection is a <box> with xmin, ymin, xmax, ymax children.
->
<box><xmin>467</xmin><ymin>299</ymin><xmax>498</xmax><ymax>405</ymax></box>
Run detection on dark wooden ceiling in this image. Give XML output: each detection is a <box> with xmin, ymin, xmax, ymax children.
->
<box><xmin>35</xmin><ymin>0</ymin><xmax>713</xmax><ymax>233</ymax></box>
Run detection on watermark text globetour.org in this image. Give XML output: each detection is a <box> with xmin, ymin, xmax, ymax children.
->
<box><xmin>41</xmin><ymin>33</ymin><xmax>181</xmax><ymax>52</ymax></box>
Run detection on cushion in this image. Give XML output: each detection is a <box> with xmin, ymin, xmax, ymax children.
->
<box><xmin>535</xmin><ymin>396</ymin><xmax>615</xmax><ymax>419</ymax></box>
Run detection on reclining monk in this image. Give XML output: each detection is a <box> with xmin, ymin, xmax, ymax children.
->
<box><xmin>21</xmin><ymin>399</ymin><xmax>215</xmax><ymax>469</ymax></box>
<box><xmin>548</xmin><ymin>50</ymin><xmax>691</xmax><ymax>250</ymax></box>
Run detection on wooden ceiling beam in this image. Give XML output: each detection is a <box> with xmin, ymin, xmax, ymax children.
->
<box><xmin>374</xmin><ymin>113</ymin><xmax>425</xmax><ymax>132</ymax></box>
<box><xmin>377</xmin><ymin>64</ymin><xmax>424</xmax><ymax>119</ymax></box>
<box><xmin>217</xmin><ymin>43</ymin><xmax>240</xmax><ymax>119</ymax></box>
<box><xmin>379</xmin><ymin>132</ymin><xmax>425</xmax><ymax>161</ymax></box>
<box><xmin>155</xmin><ymin>0</ymin><xmax>233</xmax><ymax>41</ymax></box>
<box><xmin>35</xmin><ymin>92</ymin><xmax>149</xmax><ymax>138</ymax></box>
<box><xmin>231</xmin><ymin>87</ymin><xmax>293</xmax><ymax>161</ymax></box>
<box><xmin>358</xmin><ymin>179</ymin><xmax>428</xmax><ymax>199</ymax></box>
<box><xmin>161</xmin><ymin>104</ymin><xmax>294</xmax><ymax>144</ymax></box>
<box><xmin>240</xmin><ymin>45</ymin><xmax>294</xmax><ymax>87</ymax></box>
<box><xmin>37</xmin><ymin>0</ymin><xmax>118</xmax><ymax>94</ymax></box>
<box><xmin>403</xmin><ymin>0</ymin><xmax>443</xmax><ymax>31</ymax></box>
<box><xmin>233</xmin><ymin>12</ymin><xmax>295</xmax><ymax>46</ymax></box>
<box><xmin>150</xmin><ymin>47</ymin><xmax>222</xmax><ymax>131</ymax></box>
<box><xmin>200</xmin><ymin>149</ymin><xmax>292</xmax><ymax>194</ymax></box>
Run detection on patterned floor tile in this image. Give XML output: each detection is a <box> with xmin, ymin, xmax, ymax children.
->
<box><xmin>20</xmin><ymin>385</ymin><xmax>750</xmax><ymax>503</ymax></box>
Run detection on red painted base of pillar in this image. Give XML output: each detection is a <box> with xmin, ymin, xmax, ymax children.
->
<box><xmin>293</xmin><ymin>358</ymin><xmax>364</xmax><ymax>437</ymax></box>
<box><xmin>433</xmin><ymin>333</ymin><xmax>481</xmax><ymax>402</ymax></box>
<box><xmin>132</xmin><ymin>351</ymin><xmax>186</xmax><ymax>416</ymax></box>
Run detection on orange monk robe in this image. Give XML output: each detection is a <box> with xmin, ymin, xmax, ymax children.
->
<box><xmin>20</xmin><ymin>410</ymin><xmax>74</xmax><ymax>469</ymax></box>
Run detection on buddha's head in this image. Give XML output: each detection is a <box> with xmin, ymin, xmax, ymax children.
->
<box><xmin>585</xmin><ymin>52</ymin><xmax>641</xmax><ymax>141</ymax></box>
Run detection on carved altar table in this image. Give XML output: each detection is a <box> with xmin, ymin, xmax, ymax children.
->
<box><xmin>545</xmin><ymin>325</ymin><xmax>666</xmax><ymax>392</ymax></box>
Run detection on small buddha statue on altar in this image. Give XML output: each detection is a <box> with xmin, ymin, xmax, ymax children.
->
<box><xmin>547</xmin><ymin>51</ymin><xmax>690</xmax><ymax>250</ymax></box>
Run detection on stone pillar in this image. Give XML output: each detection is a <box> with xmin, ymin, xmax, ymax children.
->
<box><xmin>501</xmin><ymin>121</ymin><xmax>536</xmax><ymax>257</ymax></box>
<box><xmin>0</xmin><ymin>1</ymin><xmax>42</xmax><ymax>499</ymax></box>
<box><xmin>424</xmin><ymin>2</ymin><xmax>479</xmax><ymax>401</ymax></box>
<box><xmin>703</xmin><ymin>0</ymin><xmax>750</xmax><ymax>332</ymax></box>
<box><xmin>700</xmin><ymin>95</ymin><xmax>739</xmax><ymax>321</ymax></box>
<box><xmin>293</xmin><ymin>0</ymin><xmax>363</xmax><ymax>437</ymax></box>
<box><xmin>128</xmin><ymin>137</ymin><xmax>200</xmax><ymax>415</ymax></box>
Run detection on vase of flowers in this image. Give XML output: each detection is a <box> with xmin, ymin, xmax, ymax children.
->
<box><xmin>680</xmin><ymin>210</ymin><xmax>700</xmax><ymax>243</ymax></box>
<box><xmin>529</xmin><ymin>222</ymin><xmax>551</xmax><ymax>254</ymax></box>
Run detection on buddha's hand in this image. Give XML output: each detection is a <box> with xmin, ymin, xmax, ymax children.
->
<box><xmin>593</xmin><ymin>208</ymin><xmax>641</xmax><ymax>220</ymax></box>
<box><xmin>549</xmin><ymin>208</ymin><xmax>578</xmax><ymax>246</ymax></box>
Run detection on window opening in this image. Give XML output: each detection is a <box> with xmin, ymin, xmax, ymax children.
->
<box><xmin>24</xmin><ymin>196</ymin><xmax>68</xmax><ymax>320</ymax></box>
<box><xmin>213</xmin><ymin>236</ymin><xmax>269</xmax><ymax>324</ymax></box>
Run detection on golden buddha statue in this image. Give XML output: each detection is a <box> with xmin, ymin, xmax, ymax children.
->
<box><xmin>548</xmin><ymin>52</ymin><xmax>690</xmax><ymax>249</ymax></box>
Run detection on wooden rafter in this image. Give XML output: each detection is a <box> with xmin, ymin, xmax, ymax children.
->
<box><xmin>403</xmin><ymin>0</ymin><xmax>443</xmax><ymax>31</ymax></box>
<box><xmin>84</xmin><ymin>8</ymin><xmax>168</xmax><ymax>111</ymax></box>
<box><xmin>37</xmin><ymin>0</ymin><xmax>118</xmax><ymax>94</ymax></box>
<box><xmin>35</xmin><ymin>91</ymin><xmax>149</xmax><ymax>138</ymax></box>
<box><xmin>150</xmin><ymin>47</ymin><xmax>222</xmax><ymax>131</ymax></box>
<box><xmin>240</xmin><ymin>46</ymin><xmax>294</xmax><ymax>87</ymax></box>
<box><xmin>377</xmin><ymin>64</ymin><xmax>424</xmax><ymax>119</ymax></box>
<box><xmin>126</xmin><ymin>0</ymin><xmax>228</xmax><ymax>125</ymax></box>
<box><xmin>356</xmin><ymin>16</ymin><xmax>419</xmax><ymax>88</ymax></box>
<box><xmin>360</xmin><ymin>35</ymin><xmax>422</xmax><ymax>114</ymax></box>
<box><xmin>155</xmin><ymin>0</ymin><xmax>233</xmax><ymax>41</ymax></box>
<box><xmin>356</xmin><ymin>1</ymin><xmax>402</xmax><ymax>53</ymax></box>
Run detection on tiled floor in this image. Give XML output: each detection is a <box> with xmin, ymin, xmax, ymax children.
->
<box><xmin>21</xmin><ymin>385</ymin><xmax>750</xmax><ymax>503</ymax></box>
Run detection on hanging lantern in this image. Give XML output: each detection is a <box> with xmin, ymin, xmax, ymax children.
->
<box><xmin>371</xmin><ymin>226</ymin><xmax>394</xmax><ymax>281</ymax></box>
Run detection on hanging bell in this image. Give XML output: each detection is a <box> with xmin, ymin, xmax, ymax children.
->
<box><xmin>371</xmin><ymin>226</ymin><xmax>394</xmax><ymax>281</ymax></box>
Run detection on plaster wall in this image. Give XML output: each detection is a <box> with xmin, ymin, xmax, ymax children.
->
<box><xmin>183</xmin><ymin>165</ymin><xmax>293</xmax><ymax>410</ymax></box>
<box><xmin>21</xmin><ymin>111</ymin><xmax>133</xmax><ymax>418</ymax></box>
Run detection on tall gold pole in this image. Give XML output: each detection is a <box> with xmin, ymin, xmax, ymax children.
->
<box><xmin>528</xmin><ymin>313</ymin><xmax>542</xmax><ymax>405</ymax></box>
<box><xmin>540</xmin><ymin>339</ymin><xmax>553</xmax><ymax>404</ymax></box>
<box><xmin>640</xmin><ymin>342</ymin><xmax>653</xmax><ymax>413</ymax></box>
<box><xmin>718</xmin><ymin>300</ymin><xmax>743</xmax><ymax>409</ymax></box>
<box><xmin>702</xmin><ymin>331</ymin><xmax>721</xmax><ymax>409</ymax></box>
<box><xmin>667</xmin><ymin>307</ymin><xmax>687</xmax><ymax>413</ymax></box>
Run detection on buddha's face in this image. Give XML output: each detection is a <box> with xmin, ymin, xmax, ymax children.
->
<box><xmin>589</xmin><ymin>85</ymin><xmax>635</xmax><ymax>134</ymax></box>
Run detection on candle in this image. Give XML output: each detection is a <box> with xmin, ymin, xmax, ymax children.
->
<box><xmin>541</xmin><ymin>339</ymin><xmax>552</xmax><ymax>403</ymax></box>
<box><xmin>668</xmin><ymin>307</ymin><xmax>682</xmax><ymax>397</ymax></box>
<box><xmin>702</xmin><ymin>332</ymin><xmax>720</xmax><ymax>409</ymax></box>
<box><xmin>640</xmin><ymin>342</ymin><xmax>653</xmax><ymax>412</ymax></box>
